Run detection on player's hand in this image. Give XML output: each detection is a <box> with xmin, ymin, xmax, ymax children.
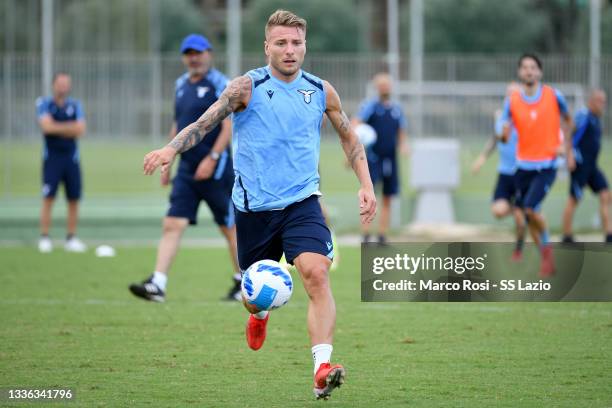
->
<box><xmin>358</xmin><ymin>186</ymin><xmax>376</xmax><ymax>224</ymax></box>
<box><xmin>400</xmin><ymin>141</ymin><xmax>410</xmax><ymax>156</ymax></box>
<box><xmin>194</xmin><ymin>156</ymin><xmax>216</xmax><ymax>181</ymax></box>
<box><xmin>144</xmin><ymin>146</ymin><xmax>177</xmax><ymax>176</ymax></box>
<box><xmin>471</xmin><ymin>155</ymin><xmax>486</xmax><ymax>174</ymax></box>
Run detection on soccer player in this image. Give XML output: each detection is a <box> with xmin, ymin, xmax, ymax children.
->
<box><xmin>143</xmin><ymin>10</ymin><xmax>376</xmax><ymax>399</ymax></box>
<box><xmin>500</xmin><ymin>53</ymin><xmax>573</xmax><ymax>277</ymax></box>
<box><xmin>472</xmin><ymin>83</ymin><xmax>526</xmax><ymax>260</ymax></box>
<box><xmin>562</xmin><ymin>89</ymin><xmax>612</xmax><ymax>243</ymax></box>
<box><xmin>352</xmin><ymin>73</ymin><xmax>408</xmax><ymax>244</ymax></box>
<box><xmin>129</xmin><ymin>34</ymin><xmax>240</xmax><ymax>303</ymax></box>
<box><xmin>36</xmin><ymin>72</ymin><xmax>87</xmax><ymax>253</ymax></box>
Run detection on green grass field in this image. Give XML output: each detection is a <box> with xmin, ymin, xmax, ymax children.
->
<box><xmin>1</xmin><ymin>139</ymin><xmax>611</xmax><ymax>243</ymax></box>
<box><xmin>1</xmin><ymin>246</ymin><xmax>611</xmax><ymax>407</ymax></box>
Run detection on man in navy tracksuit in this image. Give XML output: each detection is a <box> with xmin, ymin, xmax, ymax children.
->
<box><xmin>36</xmin><ymin>72</ymin><xmax>87</xmax><ymax>253</ymax></box>
<box><xmin>129</xmin><ymin>34</ymin><xmax>240</xmax><ymax>302</ymax></box>
<box><xmin>562</xmin><ymin>89</ymin><xmax>612</xmax><ymax>243</ymax></box>
<box><xmin>353</xmin><ymin>73</ymin><xmax>408</xmax><ymax>244</ymax></box>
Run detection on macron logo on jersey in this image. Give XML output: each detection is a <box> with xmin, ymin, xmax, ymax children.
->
<box><xmin>266</xmin><ymin>89</ymin><xmax>274</xmax><ymax>99</ymax></box>
<box><xmin>298</xmin><ymin>89</ymin><xmax>316</xmax><ymax>104</ymax></box>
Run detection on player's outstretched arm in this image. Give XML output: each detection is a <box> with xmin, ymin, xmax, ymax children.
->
<box><xmin>324</xmin><ymin>81</ymin><xmax>376</xmax><ymax>225</ymax></box>
<box><xmin>144</xmin><ymin>75</ymin><xmax>251</xmax><ymax>175</ymax></box>
<box><xmin>471</xmin><ymin>135</ymin><xmax>497</xmax><ymax>174</ymax></box>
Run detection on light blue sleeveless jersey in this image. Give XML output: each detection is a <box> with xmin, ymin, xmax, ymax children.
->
<box><xmin>231</xmin><ymin>66</ymin><xmax>326</xmax><ymax>212</ymax></box>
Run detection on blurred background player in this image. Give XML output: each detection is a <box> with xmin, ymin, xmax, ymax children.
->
<box><xmin>142</xmin><ymin>10</ymin><xmax>377</xmax><ymax>400</ymax></box>
<box><xmin>472</xmin><ymin>82</ymin><xmax>526</xmax><ymax>260</ymax></box>
<box><xmin>352</xmin><ymin>72</ymin><xmax>408</xmax><ymax>244</ymax></box>
<box><xmin>36</xmin><ymin>72</ymin><xmax>87</xmax><ymax>253</ymax></box>
<box><xmin>562</xmin><ymin>89</ymin><xmax>612</xmax><ymax>243</ymax></box>
<box><xmin>129</xmin><ymin>34</ymin><xmax>240</xmax><ymax>303</ymax></box>
<box><xmin>501</xmin><ymin>53</ymin><xmax>573</xmax><ymax>277</ymax></box>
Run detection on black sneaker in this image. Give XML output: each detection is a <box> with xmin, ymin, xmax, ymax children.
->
<box><xmin>129</xmin><ymin>276</ymin><xmax>165</xmax><ymax>303</ymax></box>
<box><xmin>224</xmin><ymin>276</ymin><xmax>242</xmax><ymax>301</ymax></box>
<box><xmin>562</xmin><ymin>235</ymin><xmax>575</xmax><ymax>244</ymax></box>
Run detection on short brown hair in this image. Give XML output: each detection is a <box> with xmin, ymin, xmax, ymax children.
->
<box><xmin>265</xmin><ymin>9</ymin><xmax>307</xmax><ymax>38</ymax></box>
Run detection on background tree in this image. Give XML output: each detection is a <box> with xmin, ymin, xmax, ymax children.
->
<box><xmin>242</xmin><ymin>0</ymin><xmax>363</xmax><ymax>53</ymax></box>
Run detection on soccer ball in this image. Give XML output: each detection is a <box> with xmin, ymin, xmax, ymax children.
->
<box><xmin>354</xmin><ymin>123</ymin><xmax>377</xmax><ymax>147</ymax></box>
<box><xmin>241</xmin><ymin>260</ymin><xmax>293</xmax><ymax>311</ymax></box>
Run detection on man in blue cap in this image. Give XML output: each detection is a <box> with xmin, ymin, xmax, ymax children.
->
<box><xmin>129</xmin><ymin>34</ymin><xmax>240</xmax><ymax>302</ymax></box>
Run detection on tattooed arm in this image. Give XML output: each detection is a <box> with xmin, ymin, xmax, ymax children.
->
<box><xmin>144</xmin><ymin>75</ymin><xmax>252</xmax><ymax>175</ymax></box>
<box><xmin>324</xmin><ymin>80</ymin><xmax>376</xmax><ymax>224</ymax></box>
<box><xmin>471</xmin><ymin>134</ymin><xmax>497</xmax><ymax>174</ymax></box>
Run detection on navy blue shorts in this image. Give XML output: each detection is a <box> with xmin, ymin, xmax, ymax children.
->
<box><xmin>235</xmin><ymin>195</ymin><xmax>333</xmax><ymax>271</ymax></box>
<box><xmin>167</xmin><ymin>166</ymin><xmax>234</xmax><ymax>227</ymax></box>
<box><xmin>514</xmin><ymin>168</ymin><xmax>557</xmax><ymax>211</ymax></box>
<box><xmin>570</xmin><ymin>164</ymin><xmax>609</xmax><ymax>201</ymax></box>
<box><xmin>368</xmin><ymin>155</ymin><xmax>399</xmax><ymax>196</ymax></box>
<box><xmin>492</xmin><ymin>173</ymin><xmax>518</xmax><ymax>203</ymax></box>
<box><xmin>42</xmin><ymin>152</ymin><xmax>81</xmax><ymax>200</ymax></box>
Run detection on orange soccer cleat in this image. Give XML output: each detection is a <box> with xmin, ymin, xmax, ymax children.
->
<box><xmin>539</xmin><ymin>245</ymin><xmax>555</xmax><ymax>278</ymax></box>
<box><xmin>245</xmin><ymin>313</ymin><xmax>269</xmax><ymax>351</ymax></box>
<box><xmin>313</xmin><ymin>362</ymin><xmax>346</xmax><ymax>400</ymax></box>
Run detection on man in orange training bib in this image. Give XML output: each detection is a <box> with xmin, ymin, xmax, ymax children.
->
<box><xmin>500</xmin><ymin>53</ymin><xmax>573</xmax><ymax>277</ymax></box>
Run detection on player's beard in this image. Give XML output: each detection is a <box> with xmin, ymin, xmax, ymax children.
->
<box><xmin>278</xmin><ymin>65</ymin><xmax>299</xmax><ymax>77</ymax></box>
<box><xmin>189</xmin><ymin>68</ymin><xmax>201</xmax><ymax>77</ymax></box>
<box><xmin>272</xmin><ymin>56</ymin><xmax>302</xmax><ymax>77</ymax></box>
<box><xmin>275</xmin><ymin>65</ymin><xmax>299</xmax><ymax>77</ymax></box>
<box><xmin>188</xmin><ymin>63</ymin><xmax>207</xmax><ymax>78</ymax></box>
<box><xmin>521</xmin><ymin>77</ymin><xmax>536</xmax><ymax>87</ymax></box>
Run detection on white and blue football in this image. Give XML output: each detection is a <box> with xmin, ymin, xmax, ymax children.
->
<box><xmin>241</xmin><ymin>260</ymin><xmax>293</xmax><ymax>311</ymax></box>
<box><xmin>354</xmin><ymin>123</ymin><xmax>378</xmax><ymax>147</ymax></box>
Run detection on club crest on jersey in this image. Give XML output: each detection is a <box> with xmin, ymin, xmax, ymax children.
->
<box><xmin>298</xmin><ymin>89</ymin><xmax>316</xmax><ymax>104</ymax></box>
<box><xmin>197</xmin><ymin>86</ymin><xmax>209</xmax><ymax>98</ymax></box>
<box><xmin>530</xmin><ymin>110</ymin><xmax>537</xmax><ymax>120</ymax></box>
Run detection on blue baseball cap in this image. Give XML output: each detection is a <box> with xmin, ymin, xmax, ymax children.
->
<box><xmin>180</xmin><ymin>34</ymin><xmax>212</xmax><ymax>54</ymax></box>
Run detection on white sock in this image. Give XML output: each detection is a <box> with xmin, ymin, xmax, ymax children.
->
<box><xmin>152</xmin><ymin>271</ymin><xmax>168</xmax><ymax>291</ymax></box>
<box><xmin>312</xmin><ymin>344</ymin><xmax>333</xmax><ymax>374</ymax></box>
<box><xmin>252</xmin><ymin>310</ymin><xmax>268</xmax><ymax>320</ymax></box>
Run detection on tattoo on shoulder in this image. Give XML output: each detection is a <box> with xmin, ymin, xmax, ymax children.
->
<box><xmin>223</xmin><ymin>75</ymin><xmax>251</xmax><ymax>105</ymax></box>
<box><xmin>167</xmin><ymin>76</ymin><xmax>250</xmax><ymax>153</ymax></box>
